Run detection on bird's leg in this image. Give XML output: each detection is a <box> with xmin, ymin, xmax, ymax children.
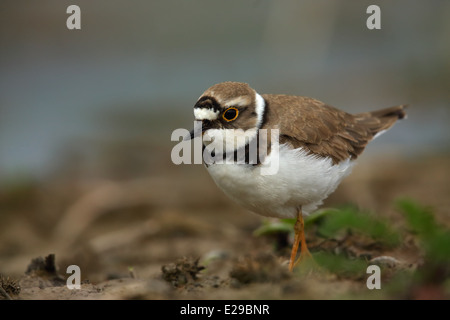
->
<box><xmin>288</xmin><ymin>207</ymin><xmax>312</xmax><ymax>272</ymax></box>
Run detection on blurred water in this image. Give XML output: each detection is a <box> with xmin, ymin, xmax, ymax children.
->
<box><xmin>1</xmin><ymin>1</ymin><xmax>449</xmax><ymax>179</ymax></box>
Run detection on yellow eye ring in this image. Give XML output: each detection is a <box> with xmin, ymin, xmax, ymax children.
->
<box><xmin>222</xmin><ymin>107</ymin><xmax>239</xmax><ymax>122</ymax></box>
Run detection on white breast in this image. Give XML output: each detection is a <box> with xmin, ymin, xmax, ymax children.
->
<box><xmin>206</xmin><ymin>143</ymin><xmax>355</xmax><ymax>219</ymax></box>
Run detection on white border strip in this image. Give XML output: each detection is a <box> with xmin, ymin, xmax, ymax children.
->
<box><xmin>194</xmin><ymin>108</ymin><xmax>220</xmax><ymax>121</ymax></box>
<box><xmin>255</xmin><ymin>93</ymin><xmax>265</xmax><ymax>128</ymax></box>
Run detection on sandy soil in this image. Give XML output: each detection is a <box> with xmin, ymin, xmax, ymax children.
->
<box><xmin>1</xmin><ymin>153</ymin><xmax>449</xmax><ymax>300</ymax></box>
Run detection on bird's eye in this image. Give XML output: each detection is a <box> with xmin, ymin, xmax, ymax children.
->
<box><xmin>222</xmin><ymin>107</ymin><xmax>239</xmax><ymax>122</ymax></box>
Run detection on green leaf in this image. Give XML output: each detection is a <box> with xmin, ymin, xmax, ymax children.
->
<box><xmin>396</xmin><ymin>198</ymin><xmax>437</xmax><ymax>237</ymax></box>
<box><xmin>253</xmin><ymin>209</ymin><xmax>335</xmax><ymax>237</ymax></box>
<box><xmin>313</xmin><ymin>251</ymin><xmax>367</xmax><ymax>278</ymax></box>
<box><xmin>253</xmin><ymin>219</ymin><xmax>294</xmax><ymax>237</ymax></box>
<box><xmin>317</xmin><ymin>206</ymin><xmax>401</xmax><ymax>247</ymax></box>
<box><xmin>397</xmin><ymin>198</ymin><xmax>450</xmax><ymax>263</ymax></box>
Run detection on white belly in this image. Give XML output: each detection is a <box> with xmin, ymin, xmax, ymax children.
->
<box><xmin>206</xmin><ymin>144</ymin><xmax>354</xmax><ymax>218</ymax></box>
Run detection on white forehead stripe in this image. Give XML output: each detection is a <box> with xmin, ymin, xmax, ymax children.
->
<box><xmin>194</xmin><ymin>108</ymin><xmax>220</xmax><ymax>121</ymax></box>
<box><xmin>255</xmin><ymin>93</ymin><xmax>265</xmax><ymax>128</ymax></box>
<box><xmin>225</xmin><ymin>96</ymin><xmax>251</xmax><ymax>107</ymax></box>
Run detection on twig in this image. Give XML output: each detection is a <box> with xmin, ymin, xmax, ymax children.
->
<box><xmin>129</xmin><ymin>267</ymin><xmax>137</xmax><ymax>279</ymax></box>
<box><xmin>0</xmin><ymin>286</ymin><xmax>13</xmax><ymax>300</ymax></box>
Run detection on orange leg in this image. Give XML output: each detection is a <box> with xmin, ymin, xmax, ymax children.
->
<box><xmin>288</xmin><ymin>207</ymin><xmax>312</xmax><ymax>272</ymax></box>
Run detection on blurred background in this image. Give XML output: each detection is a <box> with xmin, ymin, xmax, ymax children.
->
<box><xmin>0</xmin><ymin>0</ymin><xmax>449</xmax><ymax>298</ymax></box>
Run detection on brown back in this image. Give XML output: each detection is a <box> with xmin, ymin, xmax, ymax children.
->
<box><xmin>262</xmin><ymin>94</ymin><xmax>407</xmax><ymax>164</ymax></box>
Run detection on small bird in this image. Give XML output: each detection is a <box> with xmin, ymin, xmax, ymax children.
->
<box><xmin>188</xmin><ymin>81</ymin><xmax>406</xmax><ymax>271</ymax></box>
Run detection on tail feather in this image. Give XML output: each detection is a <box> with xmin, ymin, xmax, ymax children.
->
<box><xmin>366</xmin><ymin>105</ymin><xmax>407</xmax><ymax>120</ymax></box>
<box><xmin>355</xmin><ymin>105</ymin><xmax>407</xmax><ymax>138</ymax></box>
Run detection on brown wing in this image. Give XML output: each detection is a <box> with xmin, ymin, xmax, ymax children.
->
<box><xmin>261</xmin><ymin>94</ymin><xmax>406</xmax><ymax>164</ymax></box>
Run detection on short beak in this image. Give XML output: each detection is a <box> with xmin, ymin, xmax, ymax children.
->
<box><xmin>184</xmin><ymin>129</ymin><xmax>197</xmax><ymax>141</ymax></box>
<box><xmin>185</xmin><ymin>120</ymin><xmax>210</xmax><ymax>141</ymax></box>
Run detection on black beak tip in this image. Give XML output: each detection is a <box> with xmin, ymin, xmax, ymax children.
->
<box><xmin>184</xmin><ymin>129</ymin><xmax>196</xmax><ymax>141</ymax></box>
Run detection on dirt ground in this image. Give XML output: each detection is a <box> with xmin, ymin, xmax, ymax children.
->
<box><xmin>0</xmin><ymin>151</ymin><xmax>449</xmax><ymax>300</ymax></box>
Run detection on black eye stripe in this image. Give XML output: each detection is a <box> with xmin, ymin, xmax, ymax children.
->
<box><xmin>194</xmin><ymin>96</ymin><xmax>221</xmax><ymax>113</ymax></box>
